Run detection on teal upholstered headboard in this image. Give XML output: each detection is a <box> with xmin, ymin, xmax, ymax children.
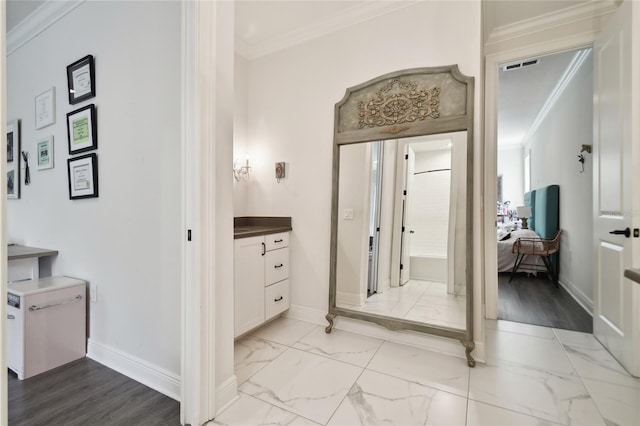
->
<box><xmin>532</xmin><ymin>185</ymin><xmax>559</xmax><ymax>238</ymax></box>
<box><xmin>524</xmin><ymin>185</ymin><xmax>560</xmax><ymax>238</ymax></box>
<box><xmin>524</xmin><ymin>184</ymin><xmax>560</xmax><ymax>271</ymax></box>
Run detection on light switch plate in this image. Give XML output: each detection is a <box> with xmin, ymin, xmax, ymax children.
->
<box><xmin>343</xmin><ymin>208</ymin><xmax>354</xmax><ymax>220</ymax></box>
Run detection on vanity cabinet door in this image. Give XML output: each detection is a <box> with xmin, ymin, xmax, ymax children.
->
<box><xmin>234</xmin><ymin>236</ymin><xmax>265</xmax><ymax>337</ymax></box>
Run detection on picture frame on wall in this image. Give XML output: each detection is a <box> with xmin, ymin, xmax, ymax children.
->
<box><xmin>67</xmin><ymin>104</ymin><xmax>97</xmax><ymax>154</ymax></box>
<box><xmin>35</xmin><ymin>136</ymin><xmax>54</xmax><ymax>170</ymax></box>
<box><xmin>35</xmin><ymin>87</ymin><xmax>56</xmax><ymax>129</ymax></box>
<box><xmin>67</xmin><ymin>153</ymin><xmax>98</xmax><ymax>199</ymax></box>
<box><xmin>7</xmin><ymin>120</ymin><xmax>20</xmax><ymax>199</ymax></box>
<box><xmin>66</xmin><ymin>55</ymin><xmax>95</xmax><ymax>105</ymax></box>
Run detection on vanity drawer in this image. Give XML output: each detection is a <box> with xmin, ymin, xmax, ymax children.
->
<box><xmin>265</xmin><ymin>248</ymin><xmax>289</xmax><ymax>285</ymax></box>
<box><xmin>265</xmin><ymin>232</ymin><xmax>289</xmax><ymax>251</ymax></box>
<box><xmin>265</xmin><ymin>279</ymin><xmax>289</xmax><ymax>320</ymax></box>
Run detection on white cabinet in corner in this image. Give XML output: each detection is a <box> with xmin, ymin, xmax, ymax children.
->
<box><xmin>234</xmin><ymin>232</ymin><xmax>290</xmax><ymax>338</ymax></box>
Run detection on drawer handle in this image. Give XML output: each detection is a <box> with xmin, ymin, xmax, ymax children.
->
<box><xmin>7</xmin><ymin>314</ymin><xmax>15</xmax><ymax>320</ymax></box>
<box><xmin>274</xmin><ymin>239</ymin><xmax>284</xmax><ymax>243</ymax></box>
<box><xmin>274</xmin><ymin>264</ymin><xmax>284</xmax><ymax>269</ymax></box>
<box><xmin>274</xmin><ymin>296</ymin><xmax>283</xmax><ymax>302</ymax></box>
<box><xmin>29</xmin><ymin>295</ymin><xmax>83</xmax><ymax>312</ymax></box>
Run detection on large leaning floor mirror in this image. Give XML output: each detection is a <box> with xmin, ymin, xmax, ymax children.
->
<box><xmin>326</xmin><ymin>66</ymin><xmax>476</xmax><ymax>366</ymax></box>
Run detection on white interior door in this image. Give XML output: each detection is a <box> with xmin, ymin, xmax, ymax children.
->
<box><xmin>593</xmin><ymin>0</ymin><xmax>640</xmax><ymax>376</ymax></box>
<box><xmin>400</xmin><ymin>146</ymin><xmax>415</xmax><ymax>285</ymax></box>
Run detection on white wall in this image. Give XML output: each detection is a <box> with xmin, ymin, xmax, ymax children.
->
<box><xmin>525</xmin><ymin>54</ymin><xmax>593</xmax><ymax>308</ymax></box>
<box><xmin>411</xmin><ymin>149</ymin><xmax>451</xmax><ymax>258</ymax></box>
<box><xmin>497</xmin><ymin>146</ymin><xmax>524</xmax><ymax>208</ymax></box>
<box><xmin>240</xmin><ymin>1</ymin><xmax>482</xmax><ymax>337</ymax></box>
<box><xmin>7</xmin><ymin>1</ymin><xmax>182</xmax><ymax>385</ymax></box>
<box><xmin>234</xmin><ymin>53</ymin><xmax>250</xmax><ymax>215</ymax></box>
<box><xmin>336</xmin><ymin>144</ymin><xmax>370</xmax><ymax>306</ymax></box>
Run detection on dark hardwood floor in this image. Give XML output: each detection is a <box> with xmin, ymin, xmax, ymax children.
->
<box><xmin>498</xmin><ymin>272</ymin><xmax>593</xmax><ymax>333</ymax></box>
<box><xmin>8</xmin><ymin>357</ymin><xmax>180</xmax><ymax>426</ymax></box>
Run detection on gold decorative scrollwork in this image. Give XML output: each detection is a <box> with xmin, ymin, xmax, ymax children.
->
<box><xmin>358</xmin><ymin>78</ymin><xmax>440</xmax><ymax>129</ymax></box>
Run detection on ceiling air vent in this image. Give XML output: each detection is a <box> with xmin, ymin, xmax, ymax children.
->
<box><xmin>502</xmin><ymin>59</ymin><xmax>538</xmax><ymax>71</ymax></box>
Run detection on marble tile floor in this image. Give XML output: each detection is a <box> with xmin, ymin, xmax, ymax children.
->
<box><xmin>212</xmin><ymin>316</ymin><xmax>640</xmax><ymax>426</ymax></box>
<box><xmin>338</xmin><ymin>280</ymin><xmax>466</xmax><ymax>330</ymax></box>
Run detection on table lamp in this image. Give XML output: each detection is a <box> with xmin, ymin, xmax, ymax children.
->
<box><xmin>517</xmin><ymin>206</ymin><xmax>532</xmax><ymax>229</ymax></box>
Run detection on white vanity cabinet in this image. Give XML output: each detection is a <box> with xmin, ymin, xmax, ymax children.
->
<box><xmin>234</xmin><ymin>232</ymin><xmax>290</xmax><ymax>337</ymax></box>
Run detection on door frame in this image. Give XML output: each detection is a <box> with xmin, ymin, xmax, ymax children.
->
<box><xmin>483</xmin><ymin>33</ymin><xmax>609</xmax><ymax>319</ymax></box>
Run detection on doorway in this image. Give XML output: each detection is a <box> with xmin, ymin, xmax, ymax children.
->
<box><xmin>495</xmin><ymin>47</ymin><xmax>594</xmax><ymax>332</ymax></box>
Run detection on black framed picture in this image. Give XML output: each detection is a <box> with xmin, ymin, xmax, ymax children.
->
<box><xmin>67</xmin><ymin>153</ymin><xmax>98</xmax><ymax>199</ymax></box>
<box><xmin>7</xmin><ymin>119</ymin><xmax>20</xmax><ymax>199</ymax></box>
<box><xmin>66</xmin><ymin>55</ymin><xmax>95</xmax><ymax>104</ymax></box>
<box><xmin>67</xmin><ymin>104</ymin><xmax>97</xmax><ymax>154</ymax></box>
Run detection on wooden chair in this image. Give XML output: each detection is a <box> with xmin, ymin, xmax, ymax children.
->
<box><xmin>510</xmin><ymin>229</ymin><xmax>562</xmax><ymax>287</ymax></box>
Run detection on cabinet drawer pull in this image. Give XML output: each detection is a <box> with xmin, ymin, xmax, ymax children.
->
<box><xmin>274</xmin><ymin>239</ymin><xmax>284</xmax><ymax>243</ymax></box>
<box><xmin>7</xmin><ymin>314</ymin><xmax>15</xmax><ymax>320</ymax></box>
<box><xmin>261</xmin><ymin>242</ymin><xmax>266</xmax><ymax>256</ymax></box>
<box><xmin>274</xmin><ymin>296</ymin><xmax>284</xmax><ymax>302</ymax></box>
<box><xmin>274</xmin><ymin>263</ymin><xmax>284</xmax><ymax>269</ymax></box>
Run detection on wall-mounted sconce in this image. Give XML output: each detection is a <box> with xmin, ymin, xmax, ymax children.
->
<box><xmin>517</xmin><ymin>205</ymin><xmax>532</xmax><ymax>229</ymax></box>
<box><xmin>578</xmin><ymin>144</ymin><xmax>592</xmax><ymax>173</ymax></box>
<box><xmin>275</xmin><ymin>162</ymin><xmax>286</xmax><ymax>183</ymax></box>
<box><xmin>233</xmin><ymin>154</ymin><xmax>251</xmax><ymax>182</ymax></box>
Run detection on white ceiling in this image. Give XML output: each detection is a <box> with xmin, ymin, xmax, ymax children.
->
<box><xmin>6</xmin><ymin>0</ymin><xmax>45</xmax><ymax>32</ymax></box>
<box><xmin>497</xmin><ymin>49</ymin><xmax>580</xmax><ymax>147</ymax></box>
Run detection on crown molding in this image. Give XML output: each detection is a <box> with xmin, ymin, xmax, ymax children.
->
<box><xmin>485</xmin><ymin>0</ymin><xmax>618</xmax><ymax>49</ymax></box>
<box><xmin>522</xmin><ymin>48</ymin><xmax>592</xmax><ymax>145</ymax></box>
<box><xmin>7</xmin><ymin>0</ymin><xmax>86</xmax><ymax>56</ymax></box>
<box><xmin>236</xmin><ymin>1</ymin><xmax>419</xmax><ymax>60</ymax></box>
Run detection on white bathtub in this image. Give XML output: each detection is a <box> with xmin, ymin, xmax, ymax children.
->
<box><xmin>409</xmin><ymin>255</ymin><xmax>447</xmax><ymax>283</ymax></box>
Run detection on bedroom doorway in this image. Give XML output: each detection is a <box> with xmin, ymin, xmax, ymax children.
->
<box><xmin>494</xmin><ymin>47</ymin><xmax>594</xmax><ymax>333</ymax></box>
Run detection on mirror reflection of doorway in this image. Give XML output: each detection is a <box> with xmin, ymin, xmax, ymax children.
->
<box><xmin>336</xmin><ymin>132</ymin><xmax>468</xmax><ymax>330</ymax></box>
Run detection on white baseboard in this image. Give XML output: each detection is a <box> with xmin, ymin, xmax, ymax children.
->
<box><xmin>336</xmin><ymin>291</ymin><xmax>363</xmax><ymax>308</ymax></box>
<box><xmin>284</xmin><ymin>304</ymin><xmax>485</xmax><ymax>363</ymax></box>
<box><xmin>558</xmin><ymin>279</ymin><xmax>594</xmax><ymax>316</ymax></box>
<box><xmin>87</xmin><ymin>338</ymin><xmax>181</xmax><ymax>401</ymax></box>
<box><xmin>284</xmin><ymin>304</ymin><xmax>329</xmax><ymax>325</ymax></box>
<box><xmin>214</xmin><ymin>375</ymin><xmax>239</xmax><ymax>417</ymax></box>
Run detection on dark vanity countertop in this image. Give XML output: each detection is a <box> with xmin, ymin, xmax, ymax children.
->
<box><xmin>624</xmin><ymin>268</ymin><xmax>640</xmax><ymax>285</ymax></box>
<box><xmin>8</xmin><ymin>244</ymin><xmax>58</xmax><ymax>260</ymax></box>
<box><xmin>234</xmin><ymin>216</ymin><xmax>292</xmax><ymax>239</ymax></box>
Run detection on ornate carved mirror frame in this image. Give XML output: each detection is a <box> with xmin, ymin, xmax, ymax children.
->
<box><xmin>326</xmin><ymin>66</ymin><xmax>475</xmax><ymax>366</ymax></box>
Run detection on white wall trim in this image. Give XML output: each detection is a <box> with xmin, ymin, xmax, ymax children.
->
<box><xmin>559</xmin><ymin>279</ymin><xmax>594</xmax><ymax>316</ymax></box>
<box><xmin>236</xmin><ymin>1</ymin><xmax>419</xmax><ymax>60</ymax></box>
<box><xmin>87</xmin><ymin>339</ymin><xmax>181</xmax><ymax>401</ymax></box>
<box><xmin>336</xmin><ymin>290</ymin><xmax>364</xmax><ymax>308</ymax></box>
<box><xmin>484</xmin><ymin>32</ymin><xmax>603</xmax><ymax>321</ymax></box>
<box><xmin>284</xmin><ymin>304</ymin><xmax>486</xmax><ymax>363</ymax></box>
<box><xmin>214</xmin><ymin>375</ymin><xmax>240</xmax><ymax>417</ymax></box>
<box><xmin>6</xmin><ymin>0</ymin><xmax>85</xmax><ymax>56</ymax></box>
<box><xmin>284</xmin><ymin>304</ymin><xmax>329</xmax><ymax>326</ymax></box>
<box><xmin>485</xmin><ymin>0</ymin><xmax>617</xmax><ymax>49</ymax></box>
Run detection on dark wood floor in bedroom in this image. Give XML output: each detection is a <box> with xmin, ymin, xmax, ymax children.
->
<box><xmin>498</xmin><ymin>272</ymin><xmax>593</xmax><ymax>333</ymax></box>
<box><xmin>8</xmin><ymin>357</ymin><xmax>180</xmax><ymax>426</ymax></box>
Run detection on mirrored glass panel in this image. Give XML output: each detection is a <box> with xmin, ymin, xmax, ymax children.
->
<box><xmin>335</xmin><ymin>131</ymin><xmax>467</xmax><ymax>330</ymax></box>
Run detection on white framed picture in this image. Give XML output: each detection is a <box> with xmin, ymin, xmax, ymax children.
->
<box><xmin>35</xmin><ymin>87</ymin><xmax>56</xmax><ymax>129</ymax></box>
<box><xmin>35</xmin><ymin>136</ymin><xmax>54</xmax><ymax>170</ymax></box>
